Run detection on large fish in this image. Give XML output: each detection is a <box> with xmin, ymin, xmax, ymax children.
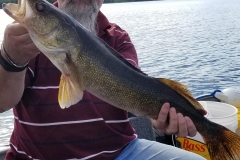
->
<box><xmin>2</xmin><ymin>0</ymin><xmax>240</xmax><ymax>159</ymax></box>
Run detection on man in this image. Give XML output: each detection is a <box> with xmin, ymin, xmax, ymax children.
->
<box><xmin>0</xmin><ymin>0</ymin><xmax>205</xmax><ymax>159</ymax></box>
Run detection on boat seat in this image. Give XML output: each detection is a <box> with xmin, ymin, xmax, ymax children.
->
<box><xmin>129</xmin><ymin>116</ymin><xmax>156</xmax><ymax>141</ymax></box>
<box><xmin>0</xmin><ymin>147</ymin><xmax>9</xmax><ymax>160</ymax></box>
<box><xmin>128</xmin><ymin>115</ymin><xmax>176</xmax><ymax>146</ymax></box>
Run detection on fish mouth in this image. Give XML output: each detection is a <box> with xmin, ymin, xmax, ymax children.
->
<box><xmin>2</xmin><ymin>0</ymin><xmax>27</xmax><ymax>22</ymax></box>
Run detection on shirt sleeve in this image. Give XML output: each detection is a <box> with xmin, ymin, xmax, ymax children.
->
<box><xmin>24</xmin><ymin>55</ymin><xmax>38</xmax><ymax>88</ymax></box>
<box><xmin>108</xmin><ymin>24</ymin><xmax>139</xmax><ymax>68</ymax></box>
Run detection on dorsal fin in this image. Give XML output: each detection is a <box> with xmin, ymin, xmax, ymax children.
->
<box><xmin>158</xmin><ymin>78</ymin><xmax>207</xmax><ymax>115</ymax></box>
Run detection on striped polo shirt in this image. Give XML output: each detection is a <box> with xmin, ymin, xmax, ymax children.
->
<box><xmin>6</xmin><ymin>11</ymin><xmax>139</xmax><ymax>160</ymax></box>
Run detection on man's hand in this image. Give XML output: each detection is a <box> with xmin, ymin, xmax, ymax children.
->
<box><xmin>0</xmin><ymin>22</ymin><xmax>40</xmax><ymax>112</ymax></box>
<box><xmin>3</xmin><ymin>22</ymin><xmax>40</xmax><ymax>65</ymax></box>
<box><xmin>151</xmin><ymin>103</ymin><xmax>197</xmax><ymax>137</ymax></box>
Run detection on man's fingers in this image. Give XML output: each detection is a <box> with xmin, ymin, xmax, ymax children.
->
<box><xmin>156</xmin><ymin>103</ymin><xmax>170</xmax><ymax>130</ymax></box>
<box><xmin>176</xmin><ymin>113</ymin><xmax>188</xmax><ymax>137</ymax></box>
<box><xmin>166</xmin><ymin>107</ymin><xmax>178</xmax><ymax>134</ymax></box>
<box><xmin>151</xmin><ymin>103</ymin><xmax>197</xmax><ymax>137</ymax></box>
<box><xmin>6</xmin><ymin>23</ymin><xmax>28</xmax><ymax>36</ymax></box>
<box><xmin>15</xmin><ymin>33</ymin><xmax>35</xmax><ymax>45</ymax></box>
<box><xmin>151</xmin><ymin>103</ymin><xmax>170</xmax><ymax>132</ymax></box>
<box><xmin>3</xmin><ymin>22</ymin><xmax>40</xmax><ymax>64</ymax></box>
<box><xmin>185</xmin><ymin>116</ymin><xmax>197</xmax><ymax>137</ymax></box>
<box><xmin>22</xmin><ymin>43</ymin><xmax>40</xmax><ymax>54</ymax></box>
<box><xmin>5</xmin><ymin>24</ymin><xmax>32</xmax><ymax>45</ymax></box>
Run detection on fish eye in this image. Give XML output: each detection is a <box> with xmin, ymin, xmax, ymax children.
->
<box><xmin>36</xmin><ymin>2</ymin><xmax>47</xmax><ymax>12</ymax></box>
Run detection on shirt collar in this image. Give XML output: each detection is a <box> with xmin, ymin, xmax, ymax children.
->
<box><xmin>53</xmin><ymin>1</ymin><xmax>110</xmax><ymax>37</ymax></box>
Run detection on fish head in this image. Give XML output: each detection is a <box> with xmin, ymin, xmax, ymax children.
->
<box><xmin>3</xmin><ymin>0</ymin><xmax>89</xmax><ymax>108</ymax></box>
<box><xmin>2</xmin><ymin>0</ymin><xmax>80</xmax><ymax>73</ymax></box>
<box><xmin>2</xmin><ymin>0</ymin><xmax>61</xmax><ymax>36</ymax></box>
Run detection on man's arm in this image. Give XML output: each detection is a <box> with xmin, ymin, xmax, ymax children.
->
<box><xmin>0</xmin><ymin>23</ymin><xmax>39</xmax><ymax>113</ymax></box>
<box><xmin>0</xmin><ymin>65</ymin><xmax>26</xmax><ymax>113</ymax></box>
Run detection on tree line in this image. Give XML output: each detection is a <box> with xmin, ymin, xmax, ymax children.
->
<box><xmin>104</xmin><ymin>0</ymin><xmax>154</xmax><ymax>2</ymax></box>
<box><xmin>0</xmin><ymin>0</ymin><xmax>154</xmax><ymax>9</ymax></box>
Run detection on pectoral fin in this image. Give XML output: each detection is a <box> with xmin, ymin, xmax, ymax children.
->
<box><xmin>58</xmin><ymin>74</ymin><xmax>84</xmax><ymax>109</ymax></box>
<box><xmin>158</xmin><ymin>78</ymin><xmax>207</xmax><ymax>115</ymax></box>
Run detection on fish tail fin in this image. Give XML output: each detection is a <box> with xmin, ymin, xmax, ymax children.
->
<box><xmin>58</xmin><ymin>74</ymin><xmax>84</xmax><ymax>109</ymax></box>
<box><xmin>202</xmin><ymin>124</ymin><xmax>240</xmax><ymax>160</ymax></box>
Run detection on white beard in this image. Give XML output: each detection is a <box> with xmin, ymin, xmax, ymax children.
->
<box><xmin>60</xmin><ymin>0</ymin><xmax>100</xmax><ymax>35</ymax></box>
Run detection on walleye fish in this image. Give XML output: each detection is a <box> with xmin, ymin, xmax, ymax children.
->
<box><xmin>2</xmin><ymin>0</ymin><xmax>240</xmax><ymax>159</ymax></box>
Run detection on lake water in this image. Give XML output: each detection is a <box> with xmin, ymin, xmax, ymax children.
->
<box><xmin>1</xmin><ymin>0</ymin><xmax>240</xmax><ymax>146</ymax></box>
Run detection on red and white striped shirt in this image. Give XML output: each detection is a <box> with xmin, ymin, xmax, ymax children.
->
<box><xmin>6</xmin><ymin>11</ymin><xmax>139</xmax><ymax>160</ymax></box>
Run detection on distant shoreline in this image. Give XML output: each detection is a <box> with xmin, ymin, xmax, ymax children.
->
<box><xmin>0</xmin><ymin>0</ymin><xmax>157</xmax><ymax>9</ymax></box>
<box><xmin>104</xmin><ymin>0</ymin><xmax>155</xmax><ymax>3</ymax></box>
